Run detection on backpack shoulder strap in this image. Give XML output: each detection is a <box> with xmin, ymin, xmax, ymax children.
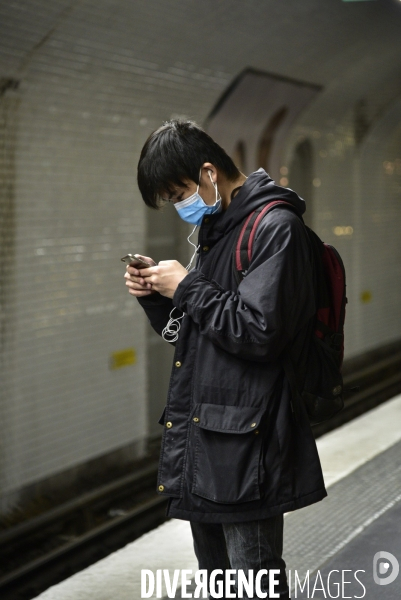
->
<box><xmin>234</xmin><ymin>200</ymin><xmax>298</xmax><ymax>283</ymax></box>
<box><xmin>233</xmin><ymin>199</ymin><xmax>307</xmax><ymax>422</ymax></box>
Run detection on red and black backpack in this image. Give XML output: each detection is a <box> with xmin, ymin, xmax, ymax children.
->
<box><xmin>234</xmin><ymin>200</ymin><xmax>347</xmax><ymax>425</ymax></box>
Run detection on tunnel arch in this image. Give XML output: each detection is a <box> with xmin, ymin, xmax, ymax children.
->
<box><xmin>257</xmin><ymin>106</ymin><xmax>288</xmax><ymax>174</ymax></box>
<box><xmin>206</xmin><ymin>68</ymin><xmax>321</xmax><ymax>180</ymax></box>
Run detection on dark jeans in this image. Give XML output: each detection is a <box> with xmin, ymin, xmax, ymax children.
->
<box><xmin>190</xmin><ymin>516</ymin><xmax>290</xmax><ymax>599</ymax></box>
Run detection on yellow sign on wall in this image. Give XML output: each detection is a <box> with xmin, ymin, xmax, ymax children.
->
<box><xmin>360</xmin><ymin>290</ymin><xmax>372</xmax><ymax>304</ymax></box>
<box><xmin>110</xmin><ymin>348</ymin><xmax>136</xmax><ymax>370</ymax></box>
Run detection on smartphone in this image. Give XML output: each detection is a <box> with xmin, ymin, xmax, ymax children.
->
<box><xmin>120</xmin><ymin>254</ymin><xmax>153</xmax><ymax>268</ymax></box>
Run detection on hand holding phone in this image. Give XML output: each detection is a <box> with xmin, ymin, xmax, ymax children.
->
<box><xmin>121</xmin><ymin>254</ymin><xmax>154</xmax><ymax>268</ymax></box>
<box><xmin>123</xmin><ymin>253</ymin><xmax>157</xmax><ymax>298</ymax></box>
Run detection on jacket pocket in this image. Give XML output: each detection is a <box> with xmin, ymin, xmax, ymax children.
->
<box><xmin>190</xmin><ymin>403</ymin><xmax>265</xmax><ymax>504</ymax></box>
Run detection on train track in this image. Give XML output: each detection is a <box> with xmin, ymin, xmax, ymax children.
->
<box><xmin>313</xmin><ymin>344</ymin><xmax>401</xmax><ymax>437</ymax></box>
<box><xmin>1</xmin><ymin>344</ymin><xmax>401</xmax><ymax>600</ymax></box>
<box><xmin>0</xmin><ymin>461</ymin><xmax>168</xmax><ymax>600</ymax></box>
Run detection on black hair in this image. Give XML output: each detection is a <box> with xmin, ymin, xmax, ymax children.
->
<box><xmin>137</xmin><ymin>119</ymin><xmax>240</xmax><ymax>209</ymax></box>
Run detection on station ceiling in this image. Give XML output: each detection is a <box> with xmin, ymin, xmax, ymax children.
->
<box><xmin>1</xmin><ymin>0</ymin><xmax>400</xmax><ymax>122</ymax></box>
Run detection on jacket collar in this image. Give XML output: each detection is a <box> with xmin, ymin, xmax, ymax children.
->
<box><xmin>202</xmin><ymin>168</ymin><xmax>306</xmax><ymax>243</ymax></box>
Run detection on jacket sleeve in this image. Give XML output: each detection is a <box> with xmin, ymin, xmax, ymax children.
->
<box><xmin>137</xmin><ymin>292</ymin><xmax>179</xmax><ymax>343</ymax></box>
<box><xmin>172</xmin><ymin>210</ymin><xmax>315</xmax><ymax>362</ymax></box>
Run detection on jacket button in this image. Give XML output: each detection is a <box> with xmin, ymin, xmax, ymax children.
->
<box><xmin>175</xmin><ymin>361</ymin><xmax>182</xmax><ymax>367</ymax></box>
<box><xmin>193</xmin><ymin>417</ymin><xmax>199</xmax><ymax>422</ymax></box>
<box><xmin>158</xmin><ymin>485</ymin><xmax>164</xmax><ymax>492</ymax></box>
<box><xmin>166</xmin><ymin>421</ymin><xmax>172</xmax><ymax>428</ymax></box>
<box><xmin>250</xmin><ymin>422</ymin><xmax>257</xmax><ymax>428</ymax></box>
<box><xmin>204</xmin><ymin>217</ymin><xmax>210</xmax><ymax>224</ymax></box>
<box><xmin>202</xmin><ymin>246</ymin><xmax>209</xmax><ymax>252</ymax></box>
<box><xmin>254</xmin><ymin>430</ymin><xmax>259</xmax><ymax>435</ymax></box>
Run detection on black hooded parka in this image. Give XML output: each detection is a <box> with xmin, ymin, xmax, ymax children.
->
<box><xmin>138</xmin><ymin>169</ymin><xmax>327</xmax><ymax>523</ymax></box>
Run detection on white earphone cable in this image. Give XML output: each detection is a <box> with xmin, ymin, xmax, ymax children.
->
<box><xmin>161</xmin><ymin>308</ymin><xmax>184</xmax><ymax>343</ymax></box>
<box><xmin>185</xmin><ymin>224</ymin><xmax>200</xmax><ymax>270</ymax></box>
<box><xmin>162</xmin><ymin>225</ymin><xmax>199</xmax><ymax>342</ymax></box>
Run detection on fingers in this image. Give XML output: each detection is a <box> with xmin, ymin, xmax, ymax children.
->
<box><xmin>125</xmin><ymin>279</ymin><xmax>154</xmax><ymax>296</ymax></box>
<box><xmin>125</xmin><ymin>267</ymin><xmax>151</xmax><ymax>287</ymax></box>
<box><xmin>125</xmin><ymin>260</ymin><xmax>186</xmax><ymax>300</ymax></box>
<box><xmin>136</xmin><ymin>265</ymin><xmax>157</xmax><ymax>278</ymax></box>
<box><xmin>137</xmin><ymin>261</ymin><xmax>179</xmax><ymax>278</ymax></box>
<box><xmin>126</xmin><ymin>265</ymin><xmax>141</xmax><ymax>277</ymax></box>
<box><xmin>125</xmin><ymin>272</ymin><xmax>152</xmax><ymax>291</ymax></box>
<box><xmin>124</xmin><ymin>257</ymin><xmax>157</xmax><ymax>298</ymax></box>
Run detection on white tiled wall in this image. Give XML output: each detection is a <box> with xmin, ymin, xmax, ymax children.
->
<box><xmin>284</xmin><ymin>98</ymin><xmax>401</xmax><ymax>358</ymax></box>
<box><xmin>0</xmin><ymin>0</ymin><xmax>234</xmax><ymax>512</ymax></box>
<box><xmin>0</xmin><ymin>0</ymin><xmax>400</xmax><ymax>512</ymax></box>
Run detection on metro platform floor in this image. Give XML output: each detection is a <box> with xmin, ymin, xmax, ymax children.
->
<box><xmin>32</xmin><ymin>394</ymin><xmax>401</xmax><ymax>600</ymax></box>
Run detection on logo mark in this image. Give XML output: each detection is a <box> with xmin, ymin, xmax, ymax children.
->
<box><xmin>373</xmin><ymin>551</ymin><xmax>399</xmax><ymax>585</ymax></box>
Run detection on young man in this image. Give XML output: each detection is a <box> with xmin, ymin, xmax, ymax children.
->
<box><xmin>124</xmin><ymin>120</ymin><xmax>327</xmax><ymax>599</ymax></box>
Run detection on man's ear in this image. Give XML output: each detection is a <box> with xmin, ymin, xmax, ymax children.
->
<box><xmin>201</xmin><ymin>162</ymin><xmax>217</xmax><ymax>184</ymax></box>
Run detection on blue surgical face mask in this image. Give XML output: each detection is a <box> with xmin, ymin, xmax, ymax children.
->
<box><xmin>174</xmin><ymin>170</ymin><xmax>222</xmax><ymax>225</ymax></box>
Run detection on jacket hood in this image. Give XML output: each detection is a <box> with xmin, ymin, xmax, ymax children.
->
<box><xmin>214</xmin><ymin>168</ymin><xmax>306</xmax><ymax>236</ymax></box>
